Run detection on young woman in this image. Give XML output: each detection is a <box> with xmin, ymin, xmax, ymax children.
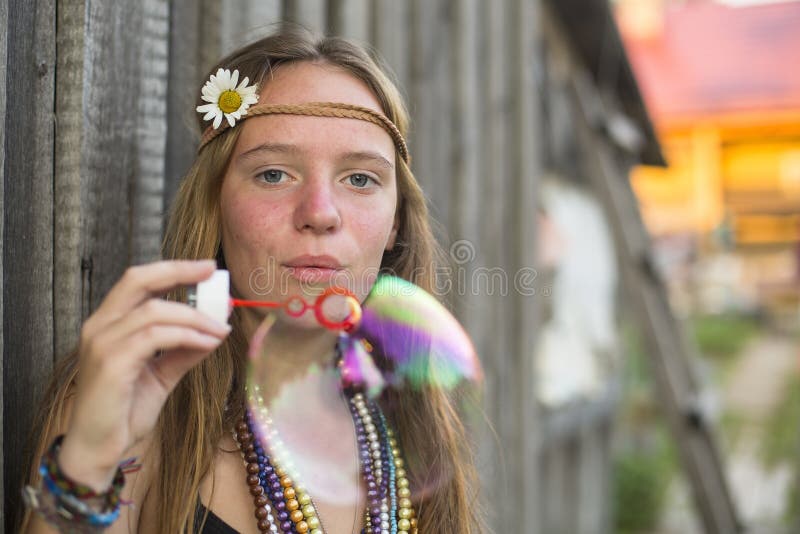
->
<box><xmin>21</xmin><ymin>27</ymin><xmax>482</xmax><ymax>533</ymax></box>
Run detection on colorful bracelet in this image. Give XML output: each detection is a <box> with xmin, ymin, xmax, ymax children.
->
<box><xmin>22</xmin><ymin>435</ymin><xmax>126</xmax><ymax>532</ymax></box>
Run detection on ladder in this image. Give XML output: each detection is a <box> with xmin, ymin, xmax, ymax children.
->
<box><xmin>571</xmin><ymin>72</ymin><xmax>744</xmax><ymax>534</ymax></box>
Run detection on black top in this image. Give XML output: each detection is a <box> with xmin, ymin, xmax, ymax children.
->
<box><xmin>194</xmin><ymin>501</ymin><xmax>239</xmax><ymax>534</ymax></box>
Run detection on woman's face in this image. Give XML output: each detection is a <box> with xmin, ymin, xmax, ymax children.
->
<box><xmin>219</xmin><ymin>61</ymin><xmax>398</xmax><ymax>328</ymax></box>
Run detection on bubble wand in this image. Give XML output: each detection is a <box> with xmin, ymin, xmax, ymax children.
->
<box><xmin>190</xmin><ymin>270</ymin><xmax>481</xmax><ymax>396</ymax></box>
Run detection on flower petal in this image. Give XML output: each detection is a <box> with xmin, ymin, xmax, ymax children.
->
<box><xmin>202</xmin><ymin>84</ymin><xmax>216</xmax><ymax>98</ymax></box>
<box><xmin>230</xmin><ymin>70</ymin><xmax>239</xmax><ymax>88</ymax></box>
<box><xmin>203</xmin><ymin>110</ymin><xmax>217</xmax><ymax>121</ymax></box>
<box><xmin>213</xmin><ymin>114</ymin><xmax>223</xmax><ymax>129</ymax></box>
<box><xmin>225</xmin><ymin>113</ymin><xmax>236</xmax><ymax>127</ymax></box>
<box><xmin>220</xmin><ymin>69</ymin><xmax>233</xmax><ymax>88</ymax></box>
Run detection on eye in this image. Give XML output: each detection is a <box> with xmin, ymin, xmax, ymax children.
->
<box><xmin>347</xmin><ymin>173</ymin><xmax>376</xmax><ymax>188</ymax></box>
<box><xmin>257</xmin><ymin>169</ymin><xmax>288</xmax><ymax>184</ymax></box>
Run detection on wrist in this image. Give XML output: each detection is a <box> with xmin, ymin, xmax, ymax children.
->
<box><xmin>58</xmin><ymin>434</ymin><xmax>119</xmax><ymax>492</ymax></box>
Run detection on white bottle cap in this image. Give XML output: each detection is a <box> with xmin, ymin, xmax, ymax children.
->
<box><xmin>195</xmin><ymin>269</ymin><xmax>231</xmax><ymax>325</ymax></box>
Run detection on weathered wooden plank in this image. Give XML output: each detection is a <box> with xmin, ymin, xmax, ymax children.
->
<box><xmin>221</xmin><ymin>0</ymin><xmax>282</xmax><ymax>55</ymax></box>
<box><xmin>0</xmin><ymin>0</ymin><xmax>7</xmax><ymax>528</ymax></box>
<box><xmin>53</xmin><ymin>0</ymin><xmax>85</xmax><ymax>359</ymax></box>
<box><xmin>132</xmin><ymin>0</ymin><xmax>169</xmax><ymax>265</ymax></box>
<box><xmin>541</xmin><ymin>442</ymin><xmax>570</xmax><ymax>533</ymax></box>
<box><xmin>328</xmin><ymin>0</ymin><xmax>369</xmax><ymax>41</ymax></box>
<box><xmin>165</xmin><ymin>0</ymin><xmax>202</xmax><ymax>209</ymax></box>
<box><xmin>477</xmin><ymin>1</ymin><xmax>515</xmax><ymax>529</ymax></box>
<box><xmin>449</xmin><ymin>0</ymin><xmax>481</xmax><ymax>317</ymax></box>
<box><xmin>283</xmin><ymin>0</ymin><xmax>326</xmax><ymax>35</ymax></box>
<box><xmin>408</xmin><ymin>0</ymin><xmax>452</xmax><ymax>230</ymax></box>
<box><xmin>448</xmin><ymin>2</ymin><xmax>499</xmax><ymax>524</ymax></box>
<box><xmin>200</xmin><ymin>0</ymin><xmax>223</xmax><ymax>75</ymax></box>
<box><xmin>3</xmin><ymin>0</ymin><xmax>56</xmax><ymax>530</ymax></box>
<box><xmin>576</xmin><ymin>423</ymin><xmax>612</xmax><ymax>534</ymax></box>
<box><xmin>244</xmin><ymin>0</ymin><xmax>283</xmax><ymax>39</ymax></box>
<box><xmin>81</xmin><ymin>2</ymin><xmax>140</xmax><ymax>312</ymax></box>
<box><xmin>371</xmin><ymin>0</ymin><xmax>410</xmax><ymax>95</ymax></box>
<box><xmin>508</xmin><ymin>0</ymin><xmax>543</xmax><ymax>530</ymax></box>
<box><xmin>165</xmin><ymin>0</ymin><xmax>223</xmax><ymax>212</ymax></box>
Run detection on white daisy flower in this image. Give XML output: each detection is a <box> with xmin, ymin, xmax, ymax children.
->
<box><xmin>196</xmin><ymin>68</ymin><xmax>259</xmax><ymax>129</ymax></box>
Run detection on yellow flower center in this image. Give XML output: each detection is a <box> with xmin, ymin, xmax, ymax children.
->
<box><xmin>218</xmin><ymin>90</ymin><xmax>242</xmax><ymax>114</ymax></box>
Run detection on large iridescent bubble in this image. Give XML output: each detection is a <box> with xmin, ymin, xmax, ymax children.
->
<box><xmin>245</xmin><ymin>275</ymin><xmax>483</xmax><ymax>513</ymax></box>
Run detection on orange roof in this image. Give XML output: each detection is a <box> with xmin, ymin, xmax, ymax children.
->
<box><xmin>619</xmin><ymin>1</ymin><xmax>800</xmax><ymax>124</ymax></box>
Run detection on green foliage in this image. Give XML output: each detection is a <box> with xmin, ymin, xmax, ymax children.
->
<box><xmin>761</xmin><ymin>371</ymin><xmax>800</xmax><ymax>469</ymax></box>
<box><xmin>613</xmin><ymin>440</ymin><xmax>676</xmax><ymax>533</ymax></box>
<box><xmin>760</xmin><ymin>370</ymin><xmax>800</xmax><ymax>527</ymax></box>
<box><xmin>614</xmin><ymin>321</ymin><xmax>678</xmax><ymax>533</ymax></box>
<box><xmin>690</xmin><ymin>313</ymin><xmax>760</xmax><ymax>359</ymax></box>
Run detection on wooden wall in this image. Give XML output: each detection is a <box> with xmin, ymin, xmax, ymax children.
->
<box><xmin>1</xmin><ymin>1</ymin><xmax>645</xmax><ymax>532</ymax></box>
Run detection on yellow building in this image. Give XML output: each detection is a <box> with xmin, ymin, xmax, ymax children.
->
<box><xmin>618</xmin><ymin>0</ymin><xmax>800</xmax><ymax>313</ymax></box>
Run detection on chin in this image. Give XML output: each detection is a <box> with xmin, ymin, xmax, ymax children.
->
<box><xmin>274</xmin><ymin>309</ymin><xmax>331</xmax><ymax>332</ymax></box>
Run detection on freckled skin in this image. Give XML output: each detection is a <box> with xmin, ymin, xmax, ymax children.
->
<box><xmin>219</xmin><ymin>61</ymin><xmax>398</xmax><ymax>329</ymax></box>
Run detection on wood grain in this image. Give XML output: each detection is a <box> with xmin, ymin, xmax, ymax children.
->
<box><xmin>3</xmin><ymin>1</ymin><xmax>56</xmax><ymax>529</ymax></box>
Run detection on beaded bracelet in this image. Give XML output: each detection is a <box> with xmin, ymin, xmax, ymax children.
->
<box><xmin>22</xmin><ymin>435</ymin><xmax>126</xmax><ymax>532</ymax></box>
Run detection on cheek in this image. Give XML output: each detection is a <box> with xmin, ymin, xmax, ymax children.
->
<box><xmin>220</xmin><ymin>192</ymin><xmax>288</xmax><ymax>262</ymax></box>
<box><xmin>351</xmin><ymin>209</ymin><xmax>396</xmax><ymax>260</ymax></box>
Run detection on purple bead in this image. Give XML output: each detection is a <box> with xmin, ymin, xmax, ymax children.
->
<box><xmin>278</xmin><ymin>510</ymin><xmax>289</xmax><ymax>521</ymax></box>
<box><xmin>371</xmin><ymin>506</ymin><xmax>381</xmax><ymax>517</ymax></box>
<box><xmin>281</xmin><ymin>520</ymin><xmax>292</xmax><ymax>532</ymax></box>
<box><xmin>271</xmin><ymin>481</ymin><xmax>282</xmax><ymax>491</ymax></box>
<box><xmin>275</xmin><ymin>500</ymin><xmax>286</xmax><ymax>511</ymax></box>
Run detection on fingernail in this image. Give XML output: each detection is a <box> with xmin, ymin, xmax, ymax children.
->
<box><xmin>207</xmin><ymin>320</ymin><xmax>231</xmax><ymax>335</ymax></box>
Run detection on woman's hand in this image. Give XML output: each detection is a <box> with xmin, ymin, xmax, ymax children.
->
<box><xmin>58</xmin><ymin>260</ymin><xmax>231</xmax><ymax>491</ymax></box>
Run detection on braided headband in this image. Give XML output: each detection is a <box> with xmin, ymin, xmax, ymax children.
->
<box><xmin>198</xmin><ymin>101</ymin><xmax>410</xmax><ymax>164</ymax></box>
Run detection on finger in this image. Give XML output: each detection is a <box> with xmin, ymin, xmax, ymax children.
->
<box><xmin>85</xmin><ymin>325</ymin><xmax>223</xmax><ymax>378</ymax></box>
<box><xmin>104</xmin><ymin>299</ymin><xmax>231</xmax><ymax>346</ymax></box>
<box><xmin>145</xmin><ymin>348</ymin><xmax>215</xmax><ymax>393</ymax></box>
<box><xmin>95</xmin><ymin>260</ymin><xmax>218</xmax><ymax>325</ymax></box>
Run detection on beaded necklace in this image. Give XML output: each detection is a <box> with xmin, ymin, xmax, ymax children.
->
<box><xmin>234</xmin><ymin>385</ymin><xmax>418</xmax><ymax>534</ymax></box>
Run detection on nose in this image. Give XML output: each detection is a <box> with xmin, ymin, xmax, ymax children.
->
<box><xmin>293</xmin><ymin>178</ymin><xmax>342</xmax><ymax>234</ymax></box>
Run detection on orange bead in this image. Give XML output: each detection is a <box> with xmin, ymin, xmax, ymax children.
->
<box><xmin>295</xmin><ymin>520</ymin><xmax>309</xmax><ymax>533</ymax></box>
<box><xmin>291</xmin><ymin>509</ymin><xmax>304</xmax><ymax>523</ymax></box>
<box><xmin>286</xmin><ymin>498</ymin><xmax>299</xmax><ymax>511</ymax></box>
<box><xmin>284</xmin><ymin>487</ymin><xmax>296</xmax><ymax>500</ymax></box>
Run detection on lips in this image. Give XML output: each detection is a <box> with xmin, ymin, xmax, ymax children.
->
<box><xmin>283</xmin><ymin>255</ymin><xmax>343</xmax><ymax>269</ymax></box>
<box><xmin>282</xmin><ymin>255</ymin><xmax>345</xmax><ymax>283</ymax></box>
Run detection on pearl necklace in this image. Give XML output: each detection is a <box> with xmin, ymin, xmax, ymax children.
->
<box><xmin>235</xmin><ymin>386</ymin><xmax>418</xmax><ymax>534</ymax></box>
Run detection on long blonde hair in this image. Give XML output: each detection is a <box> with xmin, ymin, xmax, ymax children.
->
<box><xmin>26</xmin><ymin>27</ymin><xmax>483</xmax><ymax>533</ymax></box>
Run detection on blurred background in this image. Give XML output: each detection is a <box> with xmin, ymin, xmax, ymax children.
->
<box><xmin>616</xmin><ymin>1</ymin><xmax>799</xmax><ymax>532</ymax></box>
<box><xmin>1</xmin><ymin>0</ymin><xmax>797</xmax><ymax>533</ymax></box>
